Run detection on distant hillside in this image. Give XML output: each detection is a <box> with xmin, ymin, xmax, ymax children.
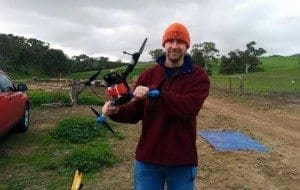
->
<box><xmin>210</xmin><ymin>55</ymin><xmax>300</xmax><ymax>94</ymax></box>
<box><xmin>291</xmin><ymin>53</ymin><xmax>300</xmax><ymax>57</ymax></box>
<box><xmin>259</xmin><ymin>56</ymin><xmax>300</xmax><ymax>72</ymax></box>
<box><xmin>210</xmin><ymin>55</ymin><xmax>299</xmax><ymax>76</ymax></box>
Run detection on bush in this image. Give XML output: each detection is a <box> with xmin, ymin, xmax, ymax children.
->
<box><xmin>28</xmin><ymin>91</ymin><xmax>104</xmax><ymax>107</ymax></box>
<box><xmin>77</xmin><ymin>93</ymin><xmax>104</xmax><ymax>106</ymax></box>
<box><xmin>28</xmin><ymin>91</ymin><xmax>70</xmax><ymax>107</ymax></box>
<box><xmin>50</xmin><ymin>117</ymin><xmax>107</xmax><ymax>143</ymax></box>
<box><xmin>206</xmin><ymin>69</ymin><xmax>213</xmax><ymax>76</ymax></box>
<box><xmin>64</xmin><ymin>144</ymin><xmax>117</xmax><ymax>173</ymax></box>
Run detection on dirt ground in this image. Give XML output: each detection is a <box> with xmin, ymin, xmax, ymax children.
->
<box><xmin>81</xmin><ymin>94</ymin><xmax>299</xmax><ymax>190</ymax></box>
<box><xmin>4</xmin><ymin>89</ymin><xmax>300</xmax><ymax>189</ymax></box>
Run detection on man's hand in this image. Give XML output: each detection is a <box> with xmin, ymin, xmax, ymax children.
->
<box><xmin>133</xmin><ymin>86</ymin><xmax>149</xmax><ymax>98</ymax></box>
<box><xmin>102</xmin><ymin>101</ymin><xmax>119</xmax><ymax>116</ymax></box>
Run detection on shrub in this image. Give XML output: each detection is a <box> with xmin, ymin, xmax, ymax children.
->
<box><xmin>50</xmin><ymin>117</ymin><xmax>107</xmax><ymax>143</ymax></box>
<box><xmin>28</xmin><ymin>91</ymin><xmax>104</xmax><ymax>107</ymax></box>
<box><xmin>64</xmin><ymin>144</ymin><xmax>117</xmax><ymax>173</ymax></box>
<box><xmin>77</xmin><ymin>93</ymin><xmax>104</xmax><ymax>106</ymax></box>
<box><xmin>28</xmin><ymin>91</ymin><xmax>70</xmax><ymax>107</ymax></box>
<box><xmin>206</xmin><ymin>69</ymin><xmax>213</xmax><ymax>76</ymax></box>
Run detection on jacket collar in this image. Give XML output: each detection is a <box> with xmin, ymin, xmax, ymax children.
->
<box><xmin>156</xmin><ymin>54</ymin><xmax>193</xmax><ymax>74</ymax></box>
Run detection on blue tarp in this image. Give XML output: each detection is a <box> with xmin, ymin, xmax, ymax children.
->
<box><xmin>198</xmin><ymin>130</ymin><xmax>268</xmax><ymax>152</ymax></box>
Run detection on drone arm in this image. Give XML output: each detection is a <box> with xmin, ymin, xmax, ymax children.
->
<box><xmin>121</xmin><ymin>37</ymin><xmax>147</xmax><ymax>80</ymax></box>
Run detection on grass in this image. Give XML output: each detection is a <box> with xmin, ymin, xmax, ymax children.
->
<box><xmin>0</xmin><ymin>116</ymin><xmax>119</xmax><ymax>190</ymax></box>
<box><xmin>210</xmin><ymin>56</ymin><xmax>300</xmax><ymax>94</ymax></box>
<box><xmin>28</xmin><ymin>91</ymin><xmax>104</xmax><ymax>107</ymax></box>
<box><xmin>0</xmin><ymin>132</ymin><xmax>70</xmax><ymax>190</ymax></box>
<box><xmin>259</xmin><ymin>56</ymin><xmax>300</xmax><ymax>71</ymax></box>
<box><xmin>50</xmin><ymin>117</ymin><xmax>107</xmax><ymax>143</ymax></box>
<box><xmin>243</xmin><ymin>69</ymin><xmax>299</xmax><ymax>93</ymax></box>
<box><xmin>28</xmin><ymin>91</ymin><xmax>70</xmax><ymax>107</ymax></box>
<box><xmin>65</xmin><ymin>144</ymin><xmax>117</xmax><ymax>173</ymax></box>
<box><xmin>211</xmin><ymin>69</ymin><xmax>300</xmax><ymax>94</ymax></box>
<box><xmin>66</xmin><ymin>56</ymin><xmax>300</xmax><ymax>94</ymax></box>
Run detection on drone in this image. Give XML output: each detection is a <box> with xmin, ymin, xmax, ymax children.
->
<box><xmin>69</xmin><ymin>38</ymin><xmax>159</xmax><ymax>134</ymax></box>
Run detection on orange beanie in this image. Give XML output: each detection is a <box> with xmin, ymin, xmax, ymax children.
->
<box><xmin>162</xmin><ymin>23</ymin><xmax>190</xmax><ymax>48</ymax></box>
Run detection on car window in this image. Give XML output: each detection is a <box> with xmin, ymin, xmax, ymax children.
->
<box><xmin>0</xmin><ymin>73</ymin><xmax>14</xmax><ymax>92</ymax></box>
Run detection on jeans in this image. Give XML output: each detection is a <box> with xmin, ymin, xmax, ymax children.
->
<box><xmin>134</xmin><ymin>160</ymin><xmax>198</xmax><ymax>190</ymax></box>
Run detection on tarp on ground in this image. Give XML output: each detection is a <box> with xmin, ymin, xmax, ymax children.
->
<box><xmin>198</xmin><ymin>130</ymin><xmax>268</xmax><ymax>152</ymax></box>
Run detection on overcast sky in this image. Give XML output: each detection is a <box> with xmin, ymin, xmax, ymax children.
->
<box><xmin>0</xmin><ymin>0</ymin><xmax>299</xmax><ymax>62</ymax></box>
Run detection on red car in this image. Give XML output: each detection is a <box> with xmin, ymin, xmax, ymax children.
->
<box><xmin>0</xmin><ymin>70</ymin><xmax>29</xmax><ymax>136</ymax></box>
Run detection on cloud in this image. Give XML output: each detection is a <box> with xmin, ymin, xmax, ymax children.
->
<box><xmin>0</xmin><ymin>0</ymin><xmax>299</xmax><ymax>61</ymax></box>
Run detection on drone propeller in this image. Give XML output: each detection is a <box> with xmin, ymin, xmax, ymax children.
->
<box><xmin>84</xmin><ymin>71</ymin><xmax>101</xmax><ymax>86</ymax></box>
<box><xmin>89</xmin><ymin>71</ymin><xmax>101</xmax><ymax>82</ymax></box>
<box><xmin>121</xmin><ymin>38</ymin><xmax>147</xmax><ymax>79</ymax></box>
<box><xmin>69</xmin><ymin>71</ymin><xmax>101</xmax><ymax>86</ymax></box>
<box><xmin>90</xmin><ymin>107</ymin><xmax>100</xmax><ymax>117</ymax></box>
<box><xmin>138</xmin><ymin>37</ymin><xmax>147</xmax><ymax>55</ymax></box>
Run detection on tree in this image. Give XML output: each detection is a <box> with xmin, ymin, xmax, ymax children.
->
<box><xmin>191</xmin><ymin>42</ymin><xmax>219</xmax><ymax>75</ymax></box>
<box><xmin>200</xmin><ymin>42</ymin><xmax>219</xmax><ymax>69</ymax></box>
<box><xmin>0</xmin><ymin>33</ymin><xmax>51</xmax><ymax>74</ymax></box>
<box><xmin>41</xmin><ymin>49</ymin><xmax>70</xmax><ymax>76</ymax></box>
<box><xmin>190</xmin><ymin>47</ymin><xmax>205</xmax><ymax>67</ymax></box>
<box><xmin>219</xmin><ymin>41</ymin><xmax>266</xmax><ymax>74</ymax></box>
<box><xmin>0</xmin><ymin>33</ymin><xmax>124</xmax><ymax>76</ymax></box>
<box><xmin>220</xmin><ymin>50</ymin><xmax>243</xmax><ymax>74</ymax></box>
<box><xmin>27</xmin><ymin>38</ymin><xmax>50</xmax><ymax>70</ymax></box>
<box><xmin>71</xmin><ymin>54</ymin><xmax>90</xmax><ymax>72</ymax></box>
<box><xmin>149</xmin><ymin>49</ymin><xmax>164</xmax><ymax>60</ymax></box>
<box><xmin>244</xmin><ymin>41</ymin><xmax>266</xmax><ymax>73</ymax></box>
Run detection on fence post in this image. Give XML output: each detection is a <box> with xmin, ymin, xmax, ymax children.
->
<box><xmin>239</xmin><ymin>75</ymin><xmax>244</xmax><ymax>95</ymax></box>
<box><xmin>229</xmin><ymin>77</ymin><xmax>232</xmax><ymax>94</ymax></box>
<box><xmin>70</xmin><ymin>79</ymin><xmax>79</xmax><ymax>104</ymax></box>
<box><xmin>213</xmin><ymin>77</ymin><xmax>216</xmax><ymax>89</ymax></box>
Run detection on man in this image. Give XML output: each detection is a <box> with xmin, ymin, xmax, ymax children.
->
<box><xmin>102</xmin><ymin>22</ymin><xmax>210</xmax><ymax>190</ymax></box>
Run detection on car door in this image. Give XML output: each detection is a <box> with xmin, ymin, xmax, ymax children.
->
<box><xmin>0</xmin><ymin>87</ymin><xmax>11</xmax><ymax>134</ymax></box>
<box><xmin>0</xmin><ymin>73</ymin><xmax>19</xmax><ymax>134</ymax></box>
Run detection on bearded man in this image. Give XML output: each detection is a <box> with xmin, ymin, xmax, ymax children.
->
<box><xmin>102</xmin><ymin>22</ymin><xmax>210</xmax><ymax>190</ymax></box>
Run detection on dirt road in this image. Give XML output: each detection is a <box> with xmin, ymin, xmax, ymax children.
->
<box><xmin>83</xmin><ymin>94</ymin><xmax>300</xmax><ymax>190</ymax></box>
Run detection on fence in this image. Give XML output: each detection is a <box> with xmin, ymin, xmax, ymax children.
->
<box><xmin>210</xmin><ymin>74</ymin><xmax>300</xmax><ymax>96</ymax></box>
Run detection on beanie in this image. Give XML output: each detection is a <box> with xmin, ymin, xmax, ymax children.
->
<box><xmin>162</xmin><ymin>23</ymin><xmax>190</xmax><ymax>48</ymax></box>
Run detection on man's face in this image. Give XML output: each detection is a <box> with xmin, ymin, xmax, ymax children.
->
<box><xmin>164</xmin><ymin>39</ymin><xmax>188</xmax><ymax>64</ymax></box>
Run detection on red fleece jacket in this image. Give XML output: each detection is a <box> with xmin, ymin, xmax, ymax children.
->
<box><xmin>110</xmin><ymin>55</ymin><xmax>210</xmax><ymax>166</ymax></box>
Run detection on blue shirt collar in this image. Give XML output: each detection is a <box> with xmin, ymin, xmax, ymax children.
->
<box><xmin>156</xmin><ymin>54</ymin><xmax>193</xmax><ymax>74</ymax></box>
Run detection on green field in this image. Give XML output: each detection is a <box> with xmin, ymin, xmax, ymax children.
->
<box><xmin>259</xmin><ymin>56</ymin><xmax>300</xmax><ymax>71</ymax></box>
<box><xmin>210</xmin><ymin>56</ymin><xmax>300</xmax><ymax>94</ymax></box>
<box><xmin>10</xmin><ymin>56</ymin><xmax>300</xmax><ymax>94</ymax></box>
<box><xmin>67</xmin><ymin>56</ymin><xmax>300</xmax><ymax>94</ymax></box>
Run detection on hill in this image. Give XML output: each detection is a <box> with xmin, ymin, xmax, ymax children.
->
<box><xmin>210</xmin><ymin>55</ymin><xmax>299</xmax><ymax>76</ymax></box>
<box><xmin>67</xmin><ymin>55</ymin><xmax>299</xmax><ymax>79</ymax></box>
<box><xmin>291</xmin><ymin>53</ymin><xmax>300</xmax><ymax>57</ymax></box>
<box><xmin>259</xmin><ymin>56</ymin><xmax>300</xmax><ymax>72</ymax></box>
<box><xmin>210</xmin><ymin>55</ymin><xmax>300</xmax><ymax>94</ymax></box>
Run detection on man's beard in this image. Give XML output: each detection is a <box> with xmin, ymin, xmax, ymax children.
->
<box><xmin>166</xmin><ymin>49</ymin><xmax>184</xmax><ymax>64</ymax></box>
